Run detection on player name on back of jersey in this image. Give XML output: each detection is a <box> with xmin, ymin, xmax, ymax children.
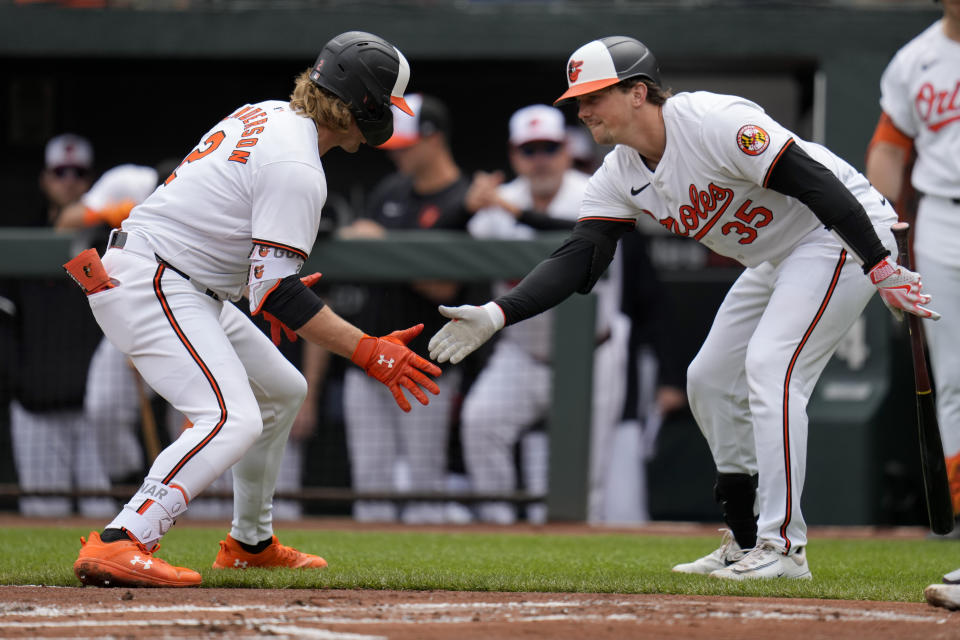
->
<box><xmin>224</xmin><ymin>105</ymin><xmax>271</xmax><ymax>164</ymax></box>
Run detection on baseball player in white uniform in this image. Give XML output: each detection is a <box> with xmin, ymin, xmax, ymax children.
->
<box><xmin>462</xmin><ymin>104</ymin><xmax>629</xmax><ymax>524</ymax></box>
<box><xmin>864</xmin><ymin>0</ymin><xmax>960</xmax><ymax>609</ymax></box>
<box><xmin>67</xmin><ymin>31</ymin><xmax>441</xmax><ymax>588</ymax></box>
<box><xmin>429</xmin><ymin>36</ymin><xmax>939</xmax><ymax>580</ymax></box>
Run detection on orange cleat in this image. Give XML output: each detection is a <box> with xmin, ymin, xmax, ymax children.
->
<box><xmin>74</xmin><ymin>531</ymin><xmax>202</xmax><ymax>588</ymax></box>
<box><xmin>212</xmin><ymin>534</ymin><xmax>327</xmax><ymax>569</ymax></box>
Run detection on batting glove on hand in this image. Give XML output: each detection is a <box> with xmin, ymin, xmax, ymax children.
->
<box><xmin>869</xmin><ymin>256</ymin><xmax>941</xmax><ymax>321</ymax></box>
<box><xmin>351</xmin><ymin>324</ymin><xmax>442</xmax><ymax>412</ymax></box>
<box><xmin>262</xmin><ymin>272</ymin><xmax>324</xmax><ymax>346</ymax></box>
<box><xmin>428</xmin><ymin>302</ymin><xmax>505</xmax><ymax>364</ymax></box>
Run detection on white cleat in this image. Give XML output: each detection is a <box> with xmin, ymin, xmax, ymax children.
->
<box><xmin>710</xmin><ymin>541</ymin><xmax>812</xmax><ymax>580</ymax></box>
<box><xmin>925</xmin><ymin>583</ymin><xmax>960</xmax><ymax>610</ymax></box>
<box><xmin>672</xmin><ymin>529</ymin><xmax>747</xmax><ymax>575</ymax></box>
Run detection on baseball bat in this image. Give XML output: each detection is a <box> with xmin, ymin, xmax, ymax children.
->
<box><xmin>891</xmin><ymin>222</ymin><xmax>954</xmax><ymax>535</ymax></box>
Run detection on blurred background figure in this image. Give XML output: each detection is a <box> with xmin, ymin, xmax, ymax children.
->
<box><xmin>339</xmin><ymin>93</ymin><xmax>486</xmax><ymax>523</ymax></box>
<box><xmin>866</xmin><ymin>0</ymin><xmax>960</xmax><ymax>535</ymax></box>
<box><xmin>56</xmin><ymin>162</ymin><xmax>165</xmax><ymax>487</ymax></box>
<box><xmin>461</xmin><ymin>104</ymin><xmax>629</xmax><ymax>524</ymax></box>
<box><xmin>2</xmin><ymin>133</ymin><xmax>114</xmax><ymax>517</ymax></box>
<box><xmin>566</xmin><ymin>124</ymin><xmax>607</xmax><ymax>176</ymax></box>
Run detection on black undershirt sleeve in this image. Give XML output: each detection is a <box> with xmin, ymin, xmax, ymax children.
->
<box><xmin>517</xmin><ymin>210</ymin><xmax>577</xmax><ymax>231</ymax></box>
<box><xmin>494</xmin><ymin>218</ymin><xmax>635</xmax><ymax>326</ymax></box>
<box><xmin>260</xmin><ymin>274</ymin><xmax>325</xmax><ymax>330</ymax></box>
<box><xmin>765</xmin><ymin>141</ymin><xmax>889</xmax><ymax>273</ymax></box>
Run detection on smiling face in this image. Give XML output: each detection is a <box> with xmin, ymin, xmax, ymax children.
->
<box><xmin>575</xmin><ymin>85</ymin><xmax>636</xmax><ymax>146</ymax></box>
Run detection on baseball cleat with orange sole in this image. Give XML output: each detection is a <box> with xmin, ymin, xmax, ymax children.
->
<box><xmin>212</xmin><ymin>534</ymin><xmax>328</xmax><ymax>569</ymax></box>
<box><xmin>74</xmin><ymin>531</ymin><xmax>202</xmax><ymax>588</ymax></box>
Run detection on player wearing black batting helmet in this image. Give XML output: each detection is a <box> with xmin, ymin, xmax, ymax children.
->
<box><xmin>67</xmin><ymin>29</ymin><xmax>439</xmax><ymax>589</ymax></box>
<box><xmin>309</xmin><ymin>30</ymin><xmax>413</xmax><ymax>146</ymax></box>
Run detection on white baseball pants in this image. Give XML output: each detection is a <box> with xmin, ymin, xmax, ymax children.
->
<box><xmin>687</xmin><ymin>225</ymin><xmax>895</xmax><ymax>552</ymax></box>
<box><xmin>9</xmin><ymin>400</ymin><xmax>115</xmax><ymax>518</ymax></box>
<box><xmin>343</xmin><ymin>366</ymin><xmax>459</xmax><ymax>523</ymax></box>
<box><xmin>91</xmin><ymin>246</ymin><xmax>306</xmax><ymax>546</ymax></box>
<box><xmin>914</xmin><ymin>195</ymin><xmax>960</xmax><ymax>458</ymax></box>
<box><xmin>460</xmin><ymin>312</ymin><xmax>628</xmax><ymax>524</ymax></box>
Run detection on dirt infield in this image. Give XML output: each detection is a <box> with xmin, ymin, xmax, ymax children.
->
<box><xmin>1</xmin><ymin>585</ymin><xmax>956</xmax><ymax>639</ymax></box>
<box><xmin>0</xmin><ymin>518</ymin><xmax>952</xmax><ymax>639</ymax></box>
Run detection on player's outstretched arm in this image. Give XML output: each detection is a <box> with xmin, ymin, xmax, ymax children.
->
<box><xmin>428</xmin><ymin>217</ymin><xmax>635</xmax><ymax>364</ymax></box>
<box><xmin>297</xmin><ymin>307</ymin><xmax>441</xmax><ymax>412</ymax></box>
<box><xmin>428</xmin><ymin>302</ymin><xmax>506</xmax><ymax>364</ymax></box>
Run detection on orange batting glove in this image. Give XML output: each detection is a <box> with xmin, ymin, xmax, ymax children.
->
<box><xmin>351</xmin><ymin>324</ymin><xmax>442</xmax><ymax>412</ymax></box>
<box><xmin>262</xmin><ymin>272</ymin><xmax>323</xmax><ymax>346</ymax></box>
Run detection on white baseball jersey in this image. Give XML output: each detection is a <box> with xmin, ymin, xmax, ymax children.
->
<box><xmin>880</xmin><ymin>19</ymin><xmax>960</xmax><ymax>459</ymax></box>
<box><xmin>123</xmin><ymin>100</ymin><xmax>326</xmax><ymax>305</ymax></box>
<box><xmin>583</xmin><ymin>92</ymin><xmax>889</xmax><ymax>267</ymax></box>
<box><xmin>879</xmin><ymin>19</ymin><xmax>960</xmax><ymax>199</ymax></box>
<box><xmin>82</xmin><ymin>164</ymin><xmax>159</xmax><ymax>210</ymax></box>
<box><xmin>577</xmin><ymin>90</ymin><xmax>898</xmax><ymax>552</ymax></box>
<box><xmin>469</xmin><ymin>169</ymin><xmax>620</xmax><ymax>362</ymax></box>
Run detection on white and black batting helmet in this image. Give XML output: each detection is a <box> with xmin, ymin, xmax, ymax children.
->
<box><xmin>555</xmin><ymin>36</ymin><xmax>661</xmax><ymax>106</ymax></box>
<box><xmin>309</xmin><ymin>31</ymin><xmax>413</xmax><ymax>146</ymax></box>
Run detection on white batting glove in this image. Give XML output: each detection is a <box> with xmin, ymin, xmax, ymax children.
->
<box><xmin>869</xmin><ymin>256</ymin><xmax>941</xmax><ymax>321</ymax></box>
<box><xmin>428</xmin><ymin>302</ymin><xmax>506</xmax><ymax>364</ymax></box>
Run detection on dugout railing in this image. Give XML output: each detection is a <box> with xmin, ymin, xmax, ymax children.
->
<box><xmin>0</xmin><ymin>228</ymin><xmax>924</xmax><ymax>526</ymax></box>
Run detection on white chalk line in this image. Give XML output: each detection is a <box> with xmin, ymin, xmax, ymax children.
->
<box><xmin>0</xmin><ymin>596</ymin><xmax>950</xmax><ymax>632</ymax></box>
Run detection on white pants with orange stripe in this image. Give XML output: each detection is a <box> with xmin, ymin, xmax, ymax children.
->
<box><xmin>90</xmin><ymin>247</ymin><xmax>306</xmax><ymax>547</ymax></box>
<box><xmin>687</xmin><ymin>225</ymin><xmax>895</xmax><ymax>553</ymax></box>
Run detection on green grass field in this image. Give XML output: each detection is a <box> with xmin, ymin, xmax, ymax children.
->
<box><xmin>1</xmin><ymin>526</ymin><xmax>957</xmax><ymax>602</ymax></box>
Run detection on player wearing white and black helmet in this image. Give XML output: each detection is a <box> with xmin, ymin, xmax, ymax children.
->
<box><xmin>429</xmin><ymin>35</ymin><xmax>939</xmax><ymax>581</ymax></box>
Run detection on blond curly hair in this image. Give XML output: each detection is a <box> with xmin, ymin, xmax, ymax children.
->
<box><xmin>289</xmin><ymin>70</ymin><xmax>353</xmax><ymax>134</ymax></box>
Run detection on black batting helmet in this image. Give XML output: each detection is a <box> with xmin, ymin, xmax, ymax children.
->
<box><xmin>309</xmin><ymin>31</ymin><xmax>413</xmax><ymax>146</ymax></box>
<box><xmin>555</xmin><ymin>36</ymin><xmax>661</xmax><ymax>105</ymax></box>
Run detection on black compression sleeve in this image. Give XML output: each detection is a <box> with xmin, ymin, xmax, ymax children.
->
<box><xmin>517</xmin><ymin>210</ymin><xmax>577</xmax><ymax>231</ymax></box>
<box><xmin>494</xmin><ymin>218</ymin><xmax>635</xmax><ymax>326</ymax></box>
<box><xmin>766</xmin><ymin>141</ymin><xmax>889</xmax><ymax>272</ymax></box>
<box><xmin>260</xmin><ymin>274</ymin><xmax>325</xmax><ymax>330</ymax></box>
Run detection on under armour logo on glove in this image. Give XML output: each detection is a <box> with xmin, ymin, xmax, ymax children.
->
<box><xmin>351</xmin><ymin>324</ymin><xmax>442</xmax><ymax>412</ymax></box>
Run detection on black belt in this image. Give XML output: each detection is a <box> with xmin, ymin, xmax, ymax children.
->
<box><xmin>109</xmin><ymin>231</ymin><xmax>221</xmax><ymax>301</ymax></box>
<box><xmin>953</xmin><ymin>198</ymin><xmax>960</xmax><ymax>206</ymax></box>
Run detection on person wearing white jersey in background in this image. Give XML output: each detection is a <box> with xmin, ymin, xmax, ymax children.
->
<box><xmin>864</xmin><ymin>0</ymin><xmax>960</xmax><ymax>611</ymax></box>
<box><xmin>67</xmin><ymin>30</ymin><xmax>441</xmax><ymax>588</ymax></box>
<box><xmin>429</xmin><ymin>36</ymin><xmax>940</xmax><ymax>580</ymax></box>
<box><xmin>462</xmin><ymin>104</ymin><xmax>629</xmax><ymax>524</ymax></box>
<box><xmin>57</xmin><ymin>164</ymin><xmax>163</xmax><ymax>485</ymax></box>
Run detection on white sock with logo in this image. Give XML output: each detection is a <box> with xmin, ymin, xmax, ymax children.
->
<box><xmin>107</xmin><ymin>478</ymin><xmax>188</xmax><ymax>550</ymax></box>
